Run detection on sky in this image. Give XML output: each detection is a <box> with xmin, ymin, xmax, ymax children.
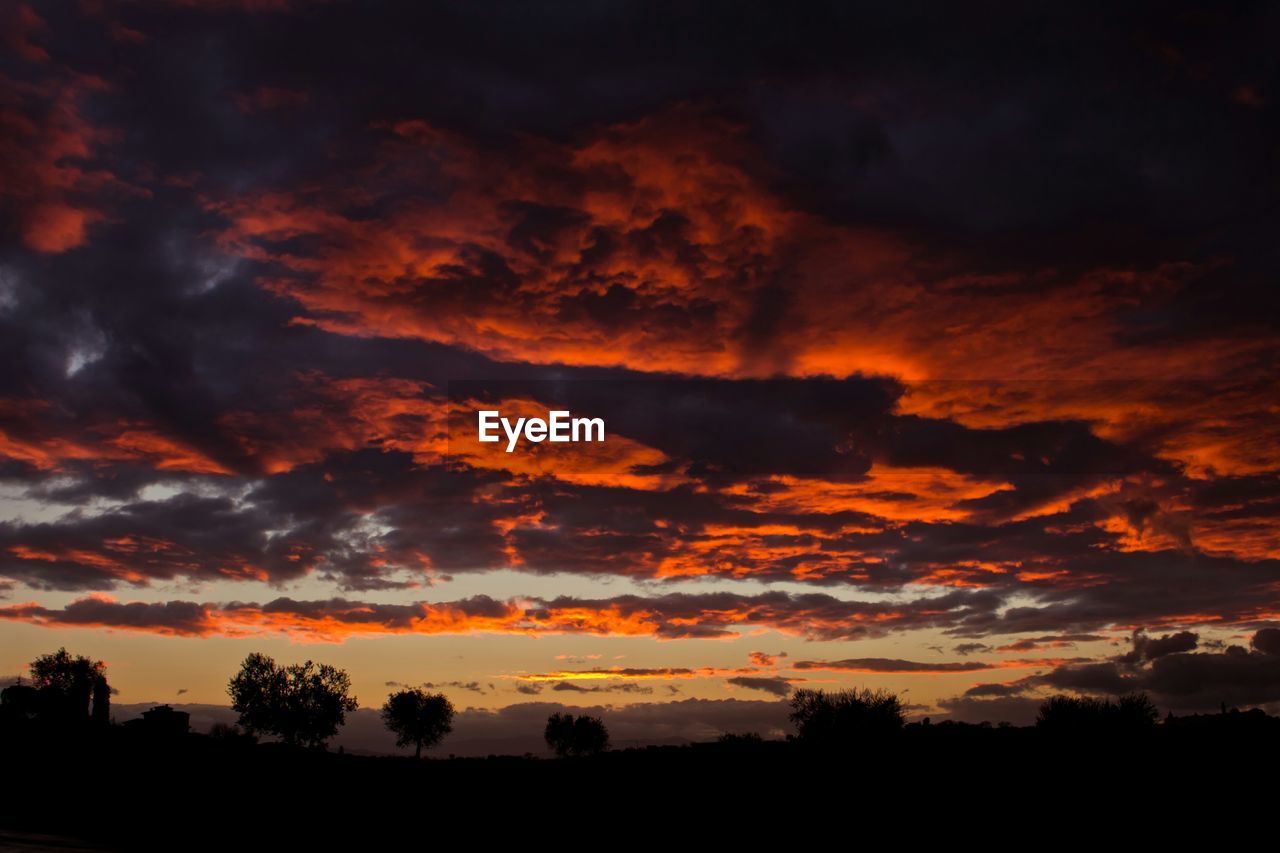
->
<box><xmin>2</xmin><ymin>1</ymin><xmax>1279</xmax><ymax>740</ymax></box>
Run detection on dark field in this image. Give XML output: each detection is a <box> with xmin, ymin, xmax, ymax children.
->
<box><xmin>4</xmin><ymin>712</ymin><xmax>1275</xmax><ymax>849</ymax></box>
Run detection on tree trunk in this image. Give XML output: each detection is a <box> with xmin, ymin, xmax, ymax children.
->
<box><xmin>415</xmin><ymin>741</ymin><xmax>422</xmax><ymax>759</ymax></box>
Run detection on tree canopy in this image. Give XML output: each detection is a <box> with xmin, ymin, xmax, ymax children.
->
<box><xmin>1036</xmin><ymin>693</ymin><xmax>1159</xmax><ymax>734</ymax></box>
<box><xmin>544</xmin><ymin>712</ymin><xmax>609</xmax><ymax>757</ymax></box>
<box><xmin>28</xmin><ymin>648</ymin><xmax>107</xmax><ymax>722</ymax></box>
<box><xmin>788</xmin><ymin>687</ymin><xmax>904</xmax><ymax>746</ymax></box>
<box><xmin>380</xmin><ymin>689</ymin><xmax>455</xmax><ymax>758</ymax></box>
<box><xmin>30</xmin><ymin>648</ymin><xmax>104</xmax><ymax>693</ymax></box>
<box><xmin>227</xmin><ymin>653</ymin><xmax>357</xmax><ymax>748</ymax></box>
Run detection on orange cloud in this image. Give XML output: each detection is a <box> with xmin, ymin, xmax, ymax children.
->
<box><xmin>447</xmin><ymin>396</ymin><xmax>679</xmax><ymax>490</ymax></box>
<box><xmin>204</xmin><ymin>109</ymin><xmax>1275</xmax><ymax>489</ymax></box>
<box><xmin>724</xmin><ymin>466</ymin><xmax>1012</xmax><ymax>523</ymax></box>
<box><xmin>0</xmin><ymin>590</ymin><xmax>969</xmax><ymax>643</ymax></box>
<box><xmin>209</xmin><ymin>110</ymin><xmax>826</xmax><ymax>376</ymax></box>
<box><xmin>0</xmin><ymin>398</ymin><xmax>232</xmax><ymax>474</ymax></box>
<box><xmin>21</xmin><ymin>202</ymin><xmax>102</xmax><ymax>253</ymax></box>
<box><xmin>1</xmin><ymin>56</ymin><xmax>134</xmax><ymax>253</ymax></box>
<box><xmin>219</xmin><ymin>373</ymin><xmax>447</xmax><ymax>473</ymax></box>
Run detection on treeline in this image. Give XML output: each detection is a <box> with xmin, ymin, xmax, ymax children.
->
<box><xmin>4</xmin><ymin>648</ymin><xmax>1277</xmax><ymax>757</ymax></box>
<box><xmin>1</xmin><ymin>648</ymin><xmax>612</xmax><ymax>757</ymax></box>
<box><xmin>6</xmin><ymin>651</ymin><xmax>1276</xmax><ymax>850</ymax></box>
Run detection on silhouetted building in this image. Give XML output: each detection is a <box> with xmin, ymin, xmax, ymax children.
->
<box><xmin>124</xmin><ymin>704</ymin><xmax>190</xmax><ymax>737</ymax></box>
<box><xmin>1</xmin><ymin>680</ymin><xmax>40</xmax><ymax>724</ymax></box>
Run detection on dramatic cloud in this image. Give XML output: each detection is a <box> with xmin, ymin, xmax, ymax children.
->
<box><xmin>941</xmin><ymin>627</ymin><xmax>1280</xmax><ymax>716</ymax></box>
<box><xmin>1</xmin><ymin>1</ymin><xmax>1277</xmax><ymax>722</ymax></box>
<box><xmin>1118</xmin><ymin>629</ymin><xmax>1199</xmax><ymax>664</ymax></box>
<box><xmin>0</xmin><ymin>589</ymin><xmax>1002</xmax><ymax>642</ymax></box>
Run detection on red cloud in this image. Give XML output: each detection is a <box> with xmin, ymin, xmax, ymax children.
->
<box><xmin>200</xmin><ymin>108</ymin><xmax>1278</xmax><ymax>488</ymax></box>
<box><xmin>1</xmin><ymin>48</ymin><xmax>135</xmax><ymax>253</ymax></box>
<box><xmin>0</xmin><ymin>590</ymin><xmax>993</xmax><ymax>643</ymax></box>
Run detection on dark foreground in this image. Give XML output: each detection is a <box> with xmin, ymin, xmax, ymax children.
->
<box><xmin>3</xmin><ymin>715</ymin><xmax>1276</xmax><ymax>848</ymax></box>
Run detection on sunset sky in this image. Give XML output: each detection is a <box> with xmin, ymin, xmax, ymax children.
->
<box><xmin>2</xmin><ymin>1</ymin><xmax>1279</xmax><ymax>738</ymax></box>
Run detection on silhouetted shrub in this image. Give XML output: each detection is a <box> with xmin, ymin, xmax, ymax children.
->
<box><xmin>208</xmin><ymin>722</ymin><xmax>258</xmax><ymax>746</ymax></box>
<box><xmin>717</xmin><ymin>732</ymin><xmax>764</xmax><ymax>745</ymax></box>
<box><xmin>227</xmin><ymin>652</ymin><xmax>357</xmax><ymax>748</ymax></box>
<box><xmin>788</xmin><ymin>687</ymin><xmax>904</xmax><ymax>747</ymax></box>
<box><xmin>544</xmin><ymin>712</ymin><xmax>609</xmax><ymax>757</ymax></box>
<box><xmin>1115</xmin><ymin>692</ymin><xmax>1159</xmax><ymax>727</ymax></box>
<box><xmin>381</xmin><ymin>689</ymin><xmax>455</xmax><ymax>758</ymax></box>
<box><xmin>1036</xmin><ymin>692</ymin><xmax>1158</xmax><ymax>734</ymax></box>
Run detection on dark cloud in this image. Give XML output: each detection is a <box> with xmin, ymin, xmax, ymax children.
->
<box><xmin>1</xmin><ymin>0</ymin><xmax>1278</xmax><ymax>707</ymax></box>
<box><xmin>726</xmin><ymin>676</ymin><xmax>794</xmax><ymax>697</ymax></box>
<box><xmin>0</xmin><ymin>589</ymin><xmax>998</xmax><ymax>641</ymax></box>
<box><xmin>0</xmin><ymin>596</ymin><xmax>215</xmax><ymax>635</ymax></box>
<box><xmin>424</xmin><ymin>681</ymin><xmax>488</xmax><ymax>695</ymax></box>
<box><xmin>793</xmin><ymin>658</ymin><xmax>999</xmax><ymax>674</ymax></box>
<box><xmin>551</xmin><ymin>681</ymin><xmax>653</xmax><ymax>696</ymax></box>
<box><xmin>935</xmin><ymin>695</ymin><xmax>1045</xmax><ymax>727</ymax></box>
<box><xmin>994</xmin><ymin>634</ymin><xmax>1106</xmax><ymax>653</ymax></box>
<box><xmin>1253</xmin><ymin>628</ymin><xmax>1280</xmax><ymax>656</ymax></box>
<box><xmin>1117</xmin><ymin>629</ymin><xmax>1200</xmax><ymax>664</ymax></box>
<box><xmin>945</xmin><ymin>627</ymin><xmax>1280</xmax><ymax>715</ymax></box>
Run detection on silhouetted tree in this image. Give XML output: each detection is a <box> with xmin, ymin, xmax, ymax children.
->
<box><xmin>788</xmin><ymin>687</ymin><xmax>904</xmax><ymax>746</ymax></box>
<box><xmin>227</xmin><ymin>653</ymin><xmax>357</xmax><ymax>748</ymax></box>
<box><xmin>1037</xmin><ymin>695</ymin><xmax>1108</xmax><ymax>730</ymax></box>
<box><xmin>1036</xmin><ymin>692</ymin><xmax>1159</xmax><ymax>734</ymax></box>
<box><xmin>1115</xmin><ymin>692</ymin><xmax>1159</xmax><ymax>728</ymax></box>
<box><xmin>544</xmin><ymin>712</ymin><xmax>609</xmax><ymax>757</ymax></box>
<box><xmin>91</xmin><ymin>676</ymin><xmax>111</xmax><ymax>726</ymax></box>
<box><xmin>29</xmin><ymin>648</ymin><xmax>106</xmax><ymax>724</ymax></box>
<box><xmin>381</xmin><ymin>689</ymin><xmax>455</xmax><ymax>758</ymax></box>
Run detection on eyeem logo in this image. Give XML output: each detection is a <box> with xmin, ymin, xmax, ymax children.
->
<box><xmin>477</xmin><ymin>410</ymin><xmax>605</xmax><ymax>452</ymax></box>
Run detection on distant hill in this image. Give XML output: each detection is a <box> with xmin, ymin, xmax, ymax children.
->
<box><xmin>112</xmin><ymin>697</ymin><xmax>791</xmax><ymax>756</ymax></box>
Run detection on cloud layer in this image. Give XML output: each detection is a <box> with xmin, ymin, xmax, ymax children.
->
<box><xmin>2</xmin><ymin>1</ymin><xmax>1278</xmax><ymax>718</ymax></box>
